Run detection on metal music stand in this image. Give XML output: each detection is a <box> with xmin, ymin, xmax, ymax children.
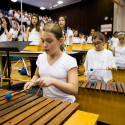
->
<box><xmin>0</xmin><ymin>41</ymin><xmax>31</xmax><ymax>89</ymax></box>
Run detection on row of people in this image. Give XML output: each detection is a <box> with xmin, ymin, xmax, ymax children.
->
<box><xmin>0</xmin><ymin>13</ymin><xmax>124</xmax><ymax>103</ymax></box>
<box><xmin>0</xmin><ymin>14</ymin><xmax>124</xmax><ymax>72</ymax></box>
<box><xmin>24</xmin><ymin>23</ymin><xmax>125</xmax><ymax>103</ymax></box>
<box><xmin>1</xmin><ymin>8</ymin><xmax>120</xmax><ymax>46</ymax></box>
<box><xmin>0</xmin><ymin>8</ymin><xmax>53</xmax><ymax>27</ymax></box>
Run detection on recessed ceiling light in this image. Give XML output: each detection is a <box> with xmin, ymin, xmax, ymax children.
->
<box><xmin>40</xmin><ymin>7</ymin><xmax>45</xmax><ymax>10</ymax></box>
<box><xmin>11</xmin><ymin>0</ymin><xmax>17</xmax><ymax>2</ymax></box>
<box><xmin>57</xmin><ymin>0</ymin><xmax>63</xmax><ymax>4</ymax></box>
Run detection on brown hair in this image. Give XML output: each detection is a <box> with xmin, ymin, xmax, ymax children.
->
<box><xmin>29</xmin><ymin>14</ymin><xmax>40</xmax><ymax>32</ymax></box>
<box><xmin>92</xmin><ymin>32</ymin><xmax>105</xmax><ymax>42</ymax></box>
<box><xmin>43</xmin><ymin>23</ymin><xmax>64</xmax><ymax>51</ymax></box>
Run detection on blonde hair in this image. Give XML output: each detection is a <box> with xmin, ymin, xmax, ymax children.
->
<box><xmin>43</xmin><ymin>23</ymin><xmax>64</xmax><ymax>51</ymax></box>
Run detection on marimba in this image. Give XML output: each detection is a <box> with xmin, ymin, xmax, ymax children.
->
<box><xmin>67</xmin><ymin>43</ymin><xmax>108</xmax><ymax>52</ymax></box>
<box><xmin>23</xmin><ymin>45</ymin><xmax>43</xmax><ymax>52</ymax></box>
<box><xmin>0</xmin><ymin>89</ymin><xmax>79</xmax><ymax>125</ymax></box>
<box><xmin>72</xmin><ymin>43</ymin><xmax>84</xmax><ymax>51</ymax></box>
<box><xmin>76</xmin><ymin>81</ymin><xmax>125</xmax><ymax>125</ymax></box>
<box><xmin>112</xmin><ymin>68</ymin><xmax>125</xmax><ymax>82</ymax></box>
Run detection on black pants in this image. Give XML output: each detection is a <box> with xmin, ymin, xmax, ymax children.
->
<box><xmin>30</xmin><ymin>58</ymin><xmax>37</xmax><ymax>78</ymax></box>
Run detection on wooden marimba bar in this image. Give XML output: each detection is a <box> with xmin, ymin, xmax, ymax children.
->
<box><xmin>0</xmin><ymin>89</ymin><xmax>79</xmax><ymax>125</ymax></box>
<box><xmin>76</xmin><ymin>81</ymin><xmax>125</xmax><ymax>125</ymax></box>
<box><xmin>78</xmin><ymin>80</ymin><xmax>125</xmax><ymax>93</ymax></box>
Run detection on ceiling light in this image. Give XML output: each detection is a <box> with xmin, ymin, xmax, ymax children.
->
<box><xmin>57</xmin><ymin>0</ymin><xmax>63</xmax><ymax>4</ymax></box>
<box><xmin>11</xmin><ymin>0</ymin><xmax>17</xmax><ymax>2</ymax></box>
<box><xmin>40</xmin><ymin>7</ymin><xmax>45</xmax><ymax>10</ymax></box>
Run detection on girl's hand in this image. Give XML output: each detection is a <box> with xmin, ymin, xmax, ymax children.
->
<box><xmin>106</xmin><ymin>66</ymin><xmax>112</xmax><ymax>70</ymax></box>
<box><xmin>36</xmin><ymin>77</ymin><xmax>54</xmax><ymax>87</ymax></box>
<box><xmin>84</xmin><ymin>70</ymin><xmax>89</xmax><ymax>77</ymax></box>
<box><xmin>2</xmin><ymin>23</ymin><xmax>7</xmax><ymax>29</ymax></box>
<box><xmin>24</xmin><ymin>82</ymin><xmax>35</xmax><ymax>91</ymax></box>
<box><xmin>106</xmin><ymin>66</ymin><xmax>117</xmax><ymax>71</ymax></box>
<box><xmin>112</xmin><ymin>66</ymin><xmax>117</xmax><ymax>71</ymax></box>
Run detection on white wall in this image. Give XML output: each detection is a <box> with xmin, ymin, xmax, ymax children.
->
<box><xmin>113</xmin><ymin>3</ymin><xmax>125</xmax><ymax>32</ymax></box>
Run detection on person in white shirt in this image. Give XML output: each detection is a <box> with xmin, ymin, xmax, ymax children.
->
<box><xmin>73</xmin><ymin>30</ymin><xmax>80</xmax><ymax>43</ymax></box>
<box><xmin>0</xmin><ymin>10</ymin><xmax>4</xmax><ymax>19</ymax></box>
<box><xmin>84</xmin><ymin>32</ymin><xmax>117</xmax><ymax>83</ymax></box>
<box><xmin>87</xmin><ymin>29</ymin><xmax>95</xmax><ymax>43</ymax></box>
<box><xmin>8</xmin><ymin>14</ymin><xmax>13</xmax><ymax>21</ymax></box>
<box><xmin>25</xmin><ymin>14</ymin><xmax>42</xmax><ymax>45</ymax></box>
<box><xmin>58</xmin><ymin>16</ymin><xmax>73</xmax><ymax>46</ymax></box>
<box><xmin>14</xmin><ymin>11</ymin><xmax>20</xmax><ymax>21</ymax></box>
<box><xmin>25</xmin><ymin>14</ymin><xmax>42</xmax><ymax>78</ymax></box>
<box><xmin>27</xmin><ymin>16</ymin><xmax>31</xmax><ymax>26</ymax></box>
<box><xmin>12</xmin><ymin>20</ymin><xmax>18</xmax><ymax>41</ymax></box>
<box><xmin>18</xmin><ymin>26</ymin><xmax>25</xmax><ymax>41</ymax></box>
<box><xmin>0</xmin><ymin>17</ymin><xmax>14</xmax><ymax>78</ymax></box>
<box><xmin>79</xmin><ymin>32</ymin><xmax>86</xmax><ymax>44</ymax></box>
<box><xmin>0</xmin><ymin>17</ymin><xmax>14</xmax><ymax>42</ymax></box>
<box><xmin>9</xmin><ymin>8</ymin><xmax>13</xmax><ymax>16</ymax></box>
<box><xmin>110</xmin><ymin>31</ymin><xmax>119</xmax><ymax>46</ymax></box>
<box><xmin>112</xmin><ymin>31</ymin><xmax>125</xmax><ymax>67</ymax></box>
<box><xmin>24</xmin><ymin>23</ymin><xmax>78</xmax><ymax>102</ymax></box>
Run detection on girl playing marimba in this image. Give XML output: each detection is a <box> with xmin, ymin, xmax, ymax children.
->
<box><xmin>84</xmin><ymin>32</ymin><xmax>117</xmax><ymax>83</ymax></box>
<box><xmin>24</xmin><ymin>23</ymin><xmax>78</xmax><ymax>103</ymax></box>
<box><xmin>112</xmin><ymin>31</ymin><xmax>125</xmax><ymax>67</ymax></box>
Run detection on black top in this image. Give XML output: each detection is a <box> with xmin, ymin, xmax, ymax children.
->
<box><xmin>0</xmin><ymin>41</ymin><xmax>31</xmax><ymax>52</ymax></box>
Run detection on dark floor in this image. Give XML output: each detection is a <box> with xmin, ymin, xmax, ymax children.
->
<box><xmin>97</xmin><ymin>121</ymin><xmax>110</xmax><ymax>125</ymax></box>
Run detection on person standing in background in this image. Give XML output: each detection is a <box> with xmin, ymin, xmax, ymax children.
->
<box><xmin>58</xmin><ymin>16</ymin><xmax>73</xmax><ymax>49</ymax></box>
<box><xmin>87</xmin><ymin>29</ymin><xmax>95</xmax><ymax>43</ymax></box>
<box><xmin>0</xmin><ymin>17</ymin><xmax>14</xmax><ymax>78</ymax></box>
<box><xmin>25</xmin><ymin>14</ymin><xmax>42</xmax><ymax>78</ymax></box>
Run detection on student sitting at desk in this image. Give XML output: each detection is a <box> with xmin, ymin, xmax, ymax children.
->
<box><xmin>24</xmin><ymin>23</ymin><xmax>78</xmax><ymax>102</ymax></box>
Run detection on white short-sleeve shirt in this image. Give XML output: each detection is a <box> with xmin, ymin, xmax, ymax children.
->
<box><xmin>73</xmin><ymin>37</ymin><xmax>81</xmax><ymax>43</ymax></box>
<box><xmin>87</xmin><ymin>36</ymin><xmax>93</xmax><ymax>43</ymax></box>
<box><xmin>110</xmin><ymin>37</ymin><xmax>119</xmax><ymax>45</ymax></box>
<box><xmin>12</xmin><ymin>29</ymin><xmax>18</xmax><ymax>39</ymax></box>
<box><xmin>28</xmin><ymin>27</ymin><xmax>42</xmax><ymax>45</ymax></box>
<box><xmin>0</xmin><ymin>28</ymin><xmax>14</xmax><ymax>42</ymax></box>
<box><xmin>84</xmin><ymin>49</ymin><xmax>116</xmax><ymax>83</ymax></box>
<box><xmin>36</xmin><ymin>52</ymin><xmax>78</xmax><ymax>102</ymax></box>
<box><xmin>112</xmin><ymin>43</ymin><xmax>125</xmax><ymax>67</ymax></box>
<box><xmin>64</xmin><ymin>29</ymin><xmax>73</xmax><ymax>45</ymax></box>
<box><xmin>9</xmin><ymin>10</ymin><xmax>13</xmax><ymax>15</ymax></box>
